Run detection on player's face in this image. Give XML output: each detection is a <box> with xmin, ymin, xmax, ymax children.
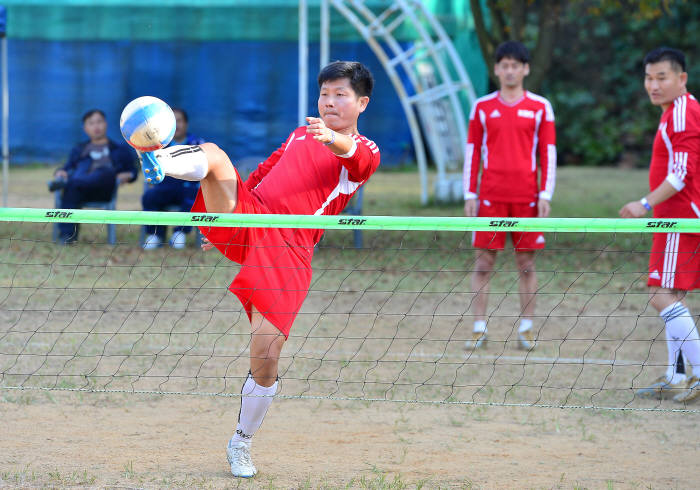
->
<box><xmin>494</xmin><ymin>57</ymin><xmax>529</xmax><ymax>89</ymax></box>
<box><xmin>645</xmin><ymin>61</ymin><xmax>687</xmax><ymax>108</ymax></box>
<box><xmin>318</xmin><ymin>78</ymin><xmax>369</xmax><ymax>132</ymax></box>
<box><xmin>83</xmin><ymin>113</ymin><xmax>107</xmax><ymax>141</ymax></box>
<box><xmin>174</xmin><ymin>111</ymin><xmax>188</xmax><ymax>141</ymax></box>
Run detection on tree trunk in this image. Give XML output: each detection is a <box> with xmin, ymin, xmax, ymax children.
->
<box><xmin>467</xmin><ymin>0</ymin><xmax>562</xmax><ymax>93</ymax></box>
<box><xmin>470</xmin><ymin>0</ymin><xmax>497</xmax><ymax>85</ymax></box>
<box><xmin>527</xmin><ymin>0</ymin><xmax>561</xmax><ymax>92</ymax></box>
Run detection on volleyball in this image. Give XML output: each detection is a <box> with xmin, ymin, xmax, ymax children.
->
<box><xmin>119</xmin><ymin>96</ymin><xmax>176</xmax><ymax>152</ymax></box>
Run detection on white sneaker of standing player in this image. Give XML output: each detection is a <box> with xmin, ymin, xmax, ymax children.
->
<box><xmin>169</xmin><ymin>230</ymin><xmax>186</xmax><ymax>249</ymax></box>
<box><xmin>226</xmin><ymin>441</ymin><xmax>257</xmax><ymax>478</ymax></box>
<box><xmin>142</xmin><ymin>234</ymin><xmax>162</xmax><ymax>250</ymax></box>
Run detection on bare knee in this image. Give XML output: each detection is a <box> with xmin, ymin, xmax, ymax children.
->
<box><xmin>515</xmin><ymin>252</ymin><xmax>536</xmax><ymax>276</ymax></box>
<box><xmin>474</xmin><ymin>251</ymin><xmax>496</xmax><ymax>275</ymax></box>
<box><xmin>250</xmin><ymin>339</ymin><xmax>283</xmax><ymax>386</ymax></box>
<box><xmin>249</xmin><ymin>320</ymin><xmax>286</xmax><ymax>386</ymax></box>
<box><xmin>199</xmin><ymin>142</ymin><xmax>220</xmax><ymax>160</ymax></box>
<box><xmin>250</xmin><ymin>334</ymin><xmax>284</xmax><ymax>362</ymax></box>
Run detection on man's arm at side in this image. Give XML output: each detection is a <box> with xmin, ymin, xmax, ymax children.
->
<box><xmin>537</xmin><ymin>100</ymin><xmax>556</xmax><ymax>217</ymax></box>
<box><xmin>620</xmin><ymin>180</ymin><xmax>679</xmax><ymax>218</ymax></box>
<box><xmin>463</xmin><ymin>103</ymin><xmax>483</xmax><ymax>217</ymax></box>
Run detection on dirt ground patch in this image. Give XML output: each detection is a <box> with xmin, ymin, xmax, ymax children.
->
<box><xmin>1</xmin><ymin>393</ymin><xmax>699</xmax><ymax>489</ymax></box>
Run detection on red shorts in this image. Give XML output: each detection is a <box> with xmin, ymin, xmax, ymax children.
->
<box><xmin>191</xmin><ymin>168</ymin><xmax>313</xmax><ymax>338</ymax></box>
<box><xmin>648</xmin><ymin>232</ymin><xmax>700</xmax><ymax>290</ymax></box>
<box><xmin>472</xmin><ymin>200</ymin><xmax>545</xmax><ymax>251</ymax></box>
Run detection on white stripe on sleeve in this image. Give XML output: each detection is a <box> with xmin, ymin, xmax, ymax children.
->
<box><xmin>463</xmin><ymin>142</ymin><xmax>477</xmax><ymax>199</ymax></box>
<box><xmin>544</xmin><ymin>143</ymin><xmax>557</xmax><ymax>198</ymax></box>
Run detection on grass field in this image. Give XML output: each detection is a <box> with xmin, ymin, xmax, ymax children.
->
<box><xmin>2</xmin><ymin>165</ymin><xmax>700</xmax><ymax>488</ymax></box>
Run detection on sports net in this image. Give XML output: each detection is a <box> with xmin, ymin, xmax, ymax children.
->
<box><xmin>1</xmin><ymin>209</ymin><xmax>698</xmax><ymax>412</ymax></box>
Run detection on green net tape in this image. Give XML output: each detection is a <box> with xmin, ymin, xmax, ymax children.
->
<box><xmin>0</xmin><ymin>208</ymin><xmax>697</xmax><ymax>233</ymax></box>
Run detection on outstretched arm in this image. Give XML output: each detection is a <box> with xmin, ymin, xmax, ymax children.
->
<box><xmin>306</xmin><ymin>116</ymin><xmax>355</xmax><ymax>155</ymax></box>
<box><xmin>306</xmin><ymin>116</ymin><xmax>379</xmax><ymax>181</ymax></box>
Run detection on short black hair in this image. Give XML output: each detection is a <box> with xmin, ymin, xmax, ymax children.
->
<box><xmin>82</xmin><ymin>109</ymin><xmax>106</xmax><ymax>123</ymax></box>
<box><xmin>318</xmin><ymin>61</ymin><xmax>374</xmax><ymax>97</ymax></box>
<box><xmin>644</xmin><ymin>47</ymin><xmax>686</xmax><ymax>72</ymax></box>
<box><xmin>172</xmin><ymin>107</ymin><xmax>188</xmax><ymax>122</ymax></box>
<box><xmin>495</xmin><ymin>41</ymin><xmax>530</xmax><ymax>64</ymax></box>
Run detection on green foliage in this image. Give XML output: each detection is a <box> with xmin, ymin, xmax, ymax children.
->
<box><xmin>545</xmin><ymin>0</ymin><xmax>700</xmax><ymax>166</ymax></box>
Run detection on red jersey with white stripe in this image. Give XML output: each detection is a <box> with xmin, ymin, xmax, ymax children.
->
<box><xmin>649</xmin><ymin>93</ymin><xmax>700</xmax><ymax>219</ymax></box>
<box><xmin>245</xmin><ymin>127</ymin><xmax>380</xmax><ymax>246</ymax></box>
<box><xmin>463</xmin><ymin>91</ymin><xmax>556</xmax><ymax>203</ymax></box>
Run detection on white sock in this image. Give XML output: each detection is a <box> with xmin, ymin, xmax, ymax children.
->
<box><xmin>660</xmin><ymin>302</ymin><xmax>700</xmax><ymax>373</ymax></box>
<box><xmin>518</xmin><ymin>318</ymin><xmax>533</xmax><ymax>333</ymax></box>
<box><xmin>664</xmin><ymin>328</ymin><xmax>686</xmax><ymax>383</ymax></box>
<box><xmin>230</xmin><ymin>373</ymin><xmax>277</xmax><ymax>448</ymax></box>
<box><xmin>473</xmin><ymin>320</ymin><xmax>487</xmax><ymax>333</ymax></box>
<box><xmin>154</xmin><ymin>144</ymin><xmax>209</xmax><ymax>181</ymax></box>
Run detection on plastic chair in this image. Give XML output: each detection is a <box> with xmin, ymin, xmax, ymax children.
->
<box><xmin>52</xmin><ymin>178</ymin><xmax>119</xmax><ymax>245</ymax></box>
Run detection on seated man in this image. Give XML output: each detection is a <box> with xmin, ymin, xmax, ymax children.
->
<box><xmin>142</xmin><ymin>108</ymin><xmax>205</xmax><ymax>249</ymax></box>
<box><xmin>49</xmin><ymin>109</ymin><xmax>138</xmax><ymax>244</ymax></box>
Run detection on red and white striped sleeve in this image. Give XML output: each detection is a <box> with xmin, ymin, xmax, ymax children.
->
<box><xmin>463</xmin><ymin>101</ymin><xmax>483</xmax><ymax>200</ymax></box>
<box><xmin>338</xmin><ymin>134</ymin><xmax>380</xmax><ymax>182</ymax></box>
<box><xmin>536</xmin><ymin>98</ymin><xmax>556</xmax><ymax>200</ymax></box>
<box><xmin>665</xmin><ymin>95</ymin><xmax>700</xmax><ymax>191</ymax></box>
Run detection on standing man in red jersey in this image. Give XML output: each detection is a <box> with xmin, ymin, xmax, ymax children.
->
<box><xmin>463</xmin><ymin>41</ymin><xmax>556</xmax><ymax>351</ymax></box>
<box><xmin>620</xmin><ymin>47</ymin><xmax>700</xmax><ymax>403</ymax></box>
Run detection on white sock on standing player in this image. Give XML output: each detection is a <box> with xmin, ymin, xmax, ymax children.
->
<box><xmin>664</xmin><ymin>328</ymin><xmax>687</xmax><ymax>384</ymax></box>
<box><xmin>229</xmin><ymin>373</ymin><xmax>277</xmax><ymax>449</ymax></box>
<box><xmin>153</xmin><ymin>145</ymin><xmax>209</xmax><ymax>181</ymax></box>
<box><xmin>473</xmin><ymin>320</ymin><xmax>487</xmax><ymax>334</ymax></box>
<box><xmin>660</xmin><ymin>302</ymin><xmax>700</xmax><ymax>374</ymax></box>
<box><xmin>518</xmin><ymin>318</ymin><xmax>533</xmax><ymax>333</ymax></box>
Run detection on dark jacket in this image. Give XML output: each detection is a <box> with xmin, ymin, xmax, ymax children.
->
<box><xmin>60</xmin><ymin>139</ymin><xmax>138</xmax><ymax>182</ymax></box>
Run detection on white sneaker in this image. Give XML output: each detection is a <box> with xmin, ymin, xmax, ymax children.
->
<box><xmin>226</xmin><ymin>441</ymin><xmax>257</xmax><ymax>478</ymax></box>
<box><xmin>465</xmin><ymin>331</ymin><xmax>487</xmax><ymax>350</ymax></box>
<box><xmin>635</xmin><ymin>375</ymin><xmax>687</xmax><ymax>399</ymax></box>
<box><xmin>142</xmin><ymin>234</ymin><xmax>162</xmax><ymax>250</ymax></box>
<box><xmin>170</xmin><ymin>231</ymin><xmax>186</xmax><ymax>249</ymax></box>
<box><xmin>673</xmin><ymin>376</ymin><xmax>700</xmax><ymax>403</ymax></box>
<box><xmin>518</xmin><ymin>330</ymin><xmax>536</xmax><ymax>350</ymax></box>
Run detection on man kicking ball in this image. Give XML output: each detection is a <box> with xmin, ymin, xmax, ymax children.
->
<box><xmin>133</xmin><ymin>61</ymin><xmax>380</xmax><ymax>477</ymax></box>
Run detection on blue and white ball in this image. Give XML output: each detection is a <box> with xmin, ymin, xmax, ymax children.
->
<box><xmin>120</xmin><ymin>96</ymin><xmax>176</xmax><ymax>152</ymax></box>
